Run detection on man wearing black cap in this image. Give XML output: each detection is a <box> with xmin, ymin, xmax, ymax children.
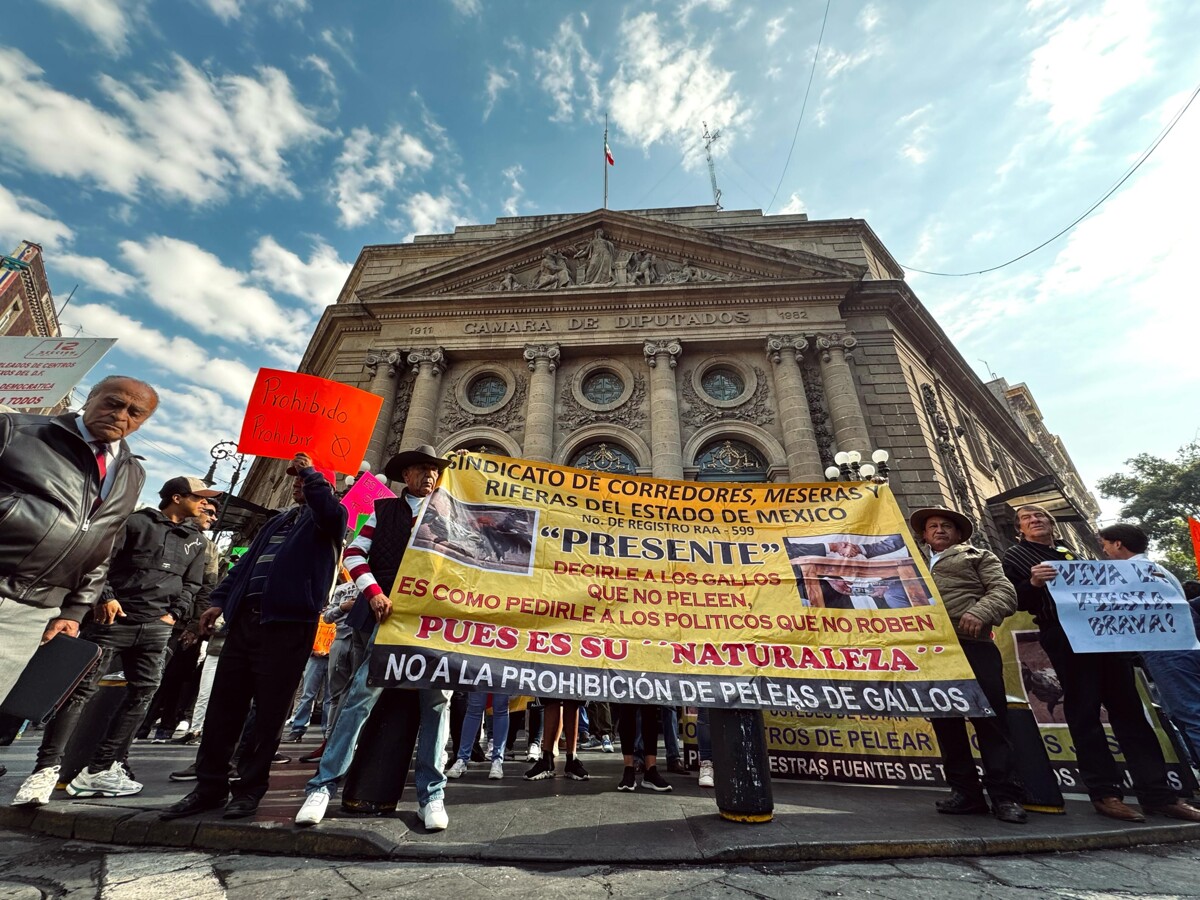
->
<box><xmin>910</xmin><ymin>506</ymin><xmax>1026</xmax><ymax>825</ymax></box>
<box><xmin>12</xmin><ymin>475</ymin><xmax>215</xmax><ymax>806</ymax></box>
<box><xmin>294</xmin><ymin>444</ymin><xmax>457</xmax><ymax>830</ymax></box>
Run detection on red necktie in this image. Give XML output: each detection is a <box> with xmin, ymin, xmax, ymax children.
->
<box><xmin>91</xmin><ymin>442</ymin><xmax>108</xmax><ymax>513</ymax></box>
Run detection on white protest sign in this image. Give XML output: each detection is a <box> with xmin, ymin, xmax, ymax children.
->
<box><xmin>0</xmin><ymin>336</ymin><xmax>117</xmax><ymax>409</ymax></box>
<box><xmin>1048</xmin><ymin>559</ymin><xmax>1200</xmax><ymax>653</ymax></box>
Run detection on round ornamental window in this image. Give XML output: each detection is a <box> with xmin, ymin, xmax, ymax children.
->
<box><xmin>701</xmin><ymin>367</ymin><xmax>744</xmax><ymax>402</ymax></box>
<box><xmin>582</xmin><ymin>370</ymin><xmax>624</xmax><ymax>405</ymax></box>
<box><xmin>467</xmin><ymin>374</ymin><xmax>507</xmax><ymax>409</ymax></box>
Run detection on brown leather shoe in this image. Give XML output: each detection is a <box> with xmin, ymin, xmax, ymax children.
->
<box><xmin>1146</xmin><ymin>800</ymin><xmax>1200</xmax><ymax>822</ymax></box>
<box><xmin>1092</xmin><ymin>797</ymin><xmax>1145</xmax><ymax>822</ymax></box>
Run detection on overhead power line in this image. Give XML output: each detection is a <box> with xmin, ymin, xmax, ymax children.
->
<box><xmin>766</xmin><ymin>0</ymin><xmax>832</xmax><ymax>213</ymax></box>
<box><xmin>899</xmin><ymin>80</ymin><xmax>1200</xmax><ymax>278</ymax></box>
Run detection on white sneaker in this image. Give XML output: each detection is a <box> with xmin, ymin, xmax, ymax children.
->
<box><xmin>66</xmin><ymin>762</ymin><xmax>143</xmax><ymax>798</ymax></box>
<box><xmin>295</xmin><ymin>787</ymin><xmax>330</xmax><ymax>826</ymax></box>
<box><xmin>12</xmin><ymin>766</ymin><xmax>60</xmax><ymax>807</ymax></box>
<box><xmin>420</xmin><ymin>798</ymin><xmax>449</xmax><ymax>831</ymax></box>
<box><xmin>447</xmin><ymin>758</ymin><xmax>468</xmax><ymax>779</ymax></box>
<box><xmin>171</xmin><ymin>720</ymin><xmax>191</xmax><ymax>740</ymax></box>
<box><xmin>698</xmin><ymin>760</ymin><xmax>714</xmax><ymax>789</ymax></box>
<box><xmin>526</xmin><ymin>740</ymin><xmax>542</xmax><ymax>762</ymax></box>
<box><xmin>489</xmin><ymin>758</ymin><xmax>504</xmax><ymax>780</ymax></box>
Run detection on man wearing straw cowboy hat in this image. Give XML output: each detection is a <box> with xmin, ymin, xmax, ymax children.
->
<box><xmin>910</xmin><ymin>506</ymin><xmax>1026</xmax><ymax>825</ymax></box>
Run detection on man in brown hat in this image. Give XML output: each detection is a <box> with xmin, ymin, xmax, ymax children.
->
<box><xmin>295</xmin><ymin>444</ymin><xmax>460</xmax><ymax>831</ymax></box>
<box><xmin>910</xmin><ymin>506</ymin><xmax>1026</xmax><ymax>824</ymax></box>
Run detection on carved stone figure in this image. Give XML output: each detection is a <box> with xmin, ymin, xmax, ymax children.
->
<box><xmin>573</xmin><ymin>229</ymin><xmax>616</xmax><ymax>285</ymax></box>
<box><xmin>534</xmin><ymin>249</ymin><xmax>573</xmax><ymax>290</ymax></box>
<box><xmin>627</xmin><ymin>250</ymin><xmax>658</xmax><ymax>285</ymax></box>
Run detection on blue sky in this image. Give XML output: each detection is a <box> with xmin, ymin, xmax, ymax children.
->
<box><xmin>1</xmin><ymin>0</ymin><xmax>1197</xmax><ymax>516</ymax></box>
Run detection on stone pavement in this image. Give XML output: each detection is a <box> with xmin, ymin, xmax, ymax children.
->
<box><xmin>1</xmin><ymin>733</ymin><xmax>1197</xmax><ymax>864</ymax></box>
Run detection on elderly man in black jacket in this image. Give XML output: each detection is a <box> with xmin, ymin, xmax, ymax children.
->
<box><xmin>0</xmin><ymin>375</ymin><xmax>155</xmax><ymax>712</ymax></box>
<box><xmin>12</xmin><ymin>475</ymin><xmax>213</xmax><ymax>806</ymax></box>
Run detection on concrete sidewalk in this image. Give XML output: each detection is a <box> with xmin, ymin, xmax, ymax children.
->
<box><xmin>1</xmin><ymin>734</ymin><xmax>1197</xmax><ymax>863</ymax></box>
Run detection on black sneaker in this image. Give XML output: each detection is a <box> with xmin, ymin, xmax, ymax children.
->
<box><xmin>524</xmin><ymin>757</ymin><xmax>555</xmax><ymax>780</ymax></box>
<box><xmin>169</xmin><ymin>763</ymin><xmax>198</xmax><ymax>782</ymax></box>
<box><xmin>564</xmin><ymin>758</ymin><xmax>589</xmax><ymax>781</ymax></box>
<box><xmin>272</xmin><ymin>752</ymin><xmax>292</xmax><ymax>765</ymax></box>
<box><xmin>641</xmin><ymin>765</ymin><xmax>673</xmax><ymax>792</ymax></box>
<box><xmin>617</xmin><ymin>766</ymin><xmax>637</xmax><ymax>792</ymax></box>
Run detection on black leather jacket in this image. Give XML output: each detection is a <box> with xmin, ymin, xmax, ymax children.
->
<box><xmin>0</xmin><ymin>412</ymin><xmax>146</xmax><ymax>620</ymax></box>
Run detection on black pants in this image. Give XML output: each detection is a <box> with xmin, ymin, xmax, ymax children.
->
<box><xmin>36</xmin><ymin>618</ymin><xmax>172</xmax><ymax>771</ymax></box>
<box><xmin>930</xmin><ymin>639</ymin><xmax>1022</xmax><ymax>803</ymax></box>
<box><xmin>143</xmin><ymin>636</ymin><xmax>201</xmax><ymax>734</ymax></box>
<box><xmin>1039</xmin><ymin>626</ymin><xmax>1176</xmax><ymax>806</ymax></box>
<box><xmin>194</xmin><ymin>607</ymin><xmax>315</xmax><ymax>802</ymax></box>
<box><xmin>616</xmin><ymin>704</ymin><xmax>659</xmax><ymax>758</ymax></box>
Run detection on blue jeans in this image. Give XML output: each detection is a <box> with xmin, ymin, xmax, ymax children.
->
<box><xmin>660</xmin><ymin>707</ymin><xmax>681</xmax><ymax>762</ymax></box>
<box><xmin>307</xmin><ymin>653</ymin><xmax>451</xmax><ymax>806</ymax></box>
<box><xmin>457</xmin><ymin>692</ymin><xmax>510</xmax><ymax>762</ymax></box>
<box><xmin>289</xmin><ymin>654</ymin><xmax>329</xmax><ymax>735</ymax></box>
<box><xmin>1142</xmin><ymin>650</ymin><xmax>1200</xmax><ymax>764</ymax></box>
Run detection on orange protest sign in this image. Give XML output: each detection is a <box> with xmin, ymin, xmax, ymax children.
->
<box><xmin>313</xmin><ymin>620</ymin><xmax>337</xmax><ymax>655</ymax></box>
<box><xmin>237</xmin><ymin>368</ymin><xmax>383</xmax><ymax>475</ymax></box>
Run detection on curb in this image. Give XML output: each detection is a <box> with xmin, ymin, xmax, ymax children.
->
<box><xmin>4</xmin><ymin>805</ymin><xmax>1198</xmax><ymax>864</ymax></box>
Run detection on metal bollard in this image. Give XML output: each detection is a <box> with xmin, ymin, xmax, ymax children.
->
<box><xmin>709</xmin><ymin>707</ymin><xmax>774</xmax><ymax>823</ymax></box>
<box><xmin>340</xmin><ymin>687</ymin><xmax>420</xmax><ymax>815</ymax></box>
<box><xmin>1006</xmin><ymin>701</ymin><xmax>1064</xmax><ymax>813</ymax></box>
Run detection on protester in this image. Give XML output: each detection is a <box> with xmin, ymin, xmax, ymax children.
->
<box><xmin>614</xmin><ymin>703</ymin><xmax>671</xmax><ymax>792</ymax></box>
<box><xmin>284</xmin><ymin>620</ymin><xmax>335</xmax><ymax>743</ymax></box>
<box><xmin>524</xmin><ymin>699</ymin><xmax>589</xmax><ymax>781</ymax></box>
<box><xmin>911</xmin><ymin>506</ymin><xmax>1026</xmax><ymax>824</ymax></box>
<box><xmin>1002</xmin><ymin>505</ymin><xmax>1200</xmax><ymax>822</ymax></box>
<box><xmin>307</xmin><ymin>573</ymin><xmax>359</xmax><ymax>764</ymax></box>
<box><xmin>0</xmin><ymin>376</ymin><xmax>156</xmax><ymax>710</ymax></box>
<box><xmin>161</xmin><ymin>453</ymin><xmax>347</xmax><ymax>821</ymax></box>
<box><xmin>448</xmin><ymin>691</ymin><xmax>511</xmax><ymax>780</ymax></box>
<box><xmin>294</xmin><ymin>445</ymin><xmax>458</xmax><ymax>830</ymax></box>
<box><xmin>1097</xmin><ymin>523</ymin><xmax>1200</xmax><ymax>766</ymax></box>
<box><xmin>12</xmin><ymin>475</ymin><xmax>213</xmax><ymax>805</ymax></box>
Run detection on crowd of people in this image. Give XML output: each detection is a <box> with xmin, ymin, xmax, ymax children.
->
<box><xmin>1</xmin><ymin>376</ymin><xmax>1198</xmax><ymax>834</ymax></box>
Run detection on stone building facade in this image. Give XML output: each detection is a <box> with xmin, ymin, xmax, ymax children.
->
<box><xmin>1</xmin><ymin>241</ymin><xmax>60</xmax><ymax>338</ymax></box>
<box><xmin>238</xmin><ymin>205</ymin><xmax>1097</xmax><ymax>547</ymax></box>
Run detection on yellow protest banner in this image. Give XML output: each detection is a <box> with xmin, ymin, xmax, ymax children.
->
<box><xmin>372</xmin><ymin>454</ymin><xmax>989</xmax><ymax>716</ymax></box>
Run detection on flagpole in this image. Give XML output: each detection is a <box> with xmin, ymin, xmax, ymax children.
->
<box><xmin>603</xmin><ymin>115</ymin><xmax>609</xmax><ymax>209</ymax></box>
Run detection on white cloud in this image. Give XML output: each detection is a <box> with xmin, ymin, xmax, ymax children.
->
<box><xmin>897</xmin><ymin>104</ymin><xmax>934</xmax><ymax>165</ymax></box>
<box><xmin>38</xmin><ymin>0</ymin><xmax>144</xmax><ymax>54</ymax></box>
<box><xmin>779</xmin><ymin>192</ymin><xmax>807</xmax><ymax>215</ymax></box>
<box><xmin>609</xmin><ymin>12</ymin><xmax>748</xmax><ymax>162</ymax></box>
<box><xmin>70</xmin><ymin>302</ymin><xmax>258</xmax><ymax>403</ymax></box>
<box><xmin>532</xmin><ymin>14</ymin><xmax>600</xmax><ymax>123</ymax></box>
<box><xmin>765</xmin><ymin>16</ymin><xmax>787</xmax><ymax>46</ymax></box>
<box><xmin>501</xmin><ymin>164</ymin><xmax>525</xmax><ymax>217</ymax></box>
<box><xmin>679</xmin><ymin>0</ymin><xmax>732</xmax><ymax>21</ymax></box>
<box><xmin>484</xmin><ymin>66</ymin><xmax>516</xmax><ymax>121</ymax></box>
<box><xmin>404</xmin><ymin>192</ymin><xmax>461</xmax><ymax>238</ymax></box>
<box><xmin>55</xmin><ymin>254</ymin><xmax>138</xmax><ymax>296</ymax></box>
<box><xmin>1023</xmin><ymin>0</ymin><xmax>1156</xmax><ymax>133</ymax></box>
<box><xmin>0</xmin><ymin>49</ymin><xmax>328</xmax><ymax>205</ymax></box>
<box><xmin>857</xmin><ymin>3</ymin><xmax>882</xmax><ymax>32</ymax></box>
<box><xmin>198</xmin><ymin>0</ymin><xmax>241</xmax><ymax>21</ymax></box>
<box><xmin>250</xmin><ymin>236</ymin><xmax>351</xmax><ymax>310</ymax></box>
<box><xmin>118</xmin><ymin>236</ymin><xmax>309</xmax><ymax>356</ymax></box>
<box><xmin>331</xmin><ymin>125</ymin><xmax>435</xmax><ymax>228</ymax></box>
<box><xmin>0</xmin><ymin>185</ymin><xmax>74</xmax><ymax>251</ymax></box>
<box><xmin>320</xmin><ymin>27</ymin><xmax>356</xmax><ymax>68</ymax></box>
<box><xmin>448</xmin><ymin>0</ymin><xmax>481</xmax><ymax>15</ymax></box>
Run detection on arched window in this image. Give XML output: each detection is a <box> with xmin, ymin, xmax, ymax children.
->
<box><xmin>695</xmin><ymin>439</ymin><xmax>767</xmax><ymax>482</ymax></box>
<box><xmin>570</xmin><ymin>442</ymin><xmax>637</xmax><ymax>474</ymax></box>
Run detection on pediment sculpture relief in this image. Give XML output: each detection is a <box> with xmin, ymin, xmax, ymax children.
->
<box><xmin>473</xmin><ymin>229</ymin><xmax>740</xmax><ymax>292</ymax></box>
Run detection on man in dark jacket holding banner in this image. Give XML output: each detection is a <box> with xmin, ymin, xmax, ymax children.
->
<box><xmin>162</xmin><ymin>452</ymin><xmax>347</xmax><ymax>821</ymax></box>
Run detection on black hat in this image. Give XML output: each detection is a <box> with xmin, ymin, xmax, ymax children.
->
<box><xmin>160</xmin><ymin>476</ymin><xmax>222</xmax><ymax>501</ymax></box>
<box><xmin>384</xmin><ymin>444</ymin><xmax>449</xmax><ymax>482</ymax></box>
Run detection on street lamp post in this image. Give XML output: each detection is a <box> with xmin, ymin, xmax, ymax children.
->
<box><xmin>203</xmin><ymin>440</ymin><xmax>245</xmax><ymax>534</ymax></box>
<box><xmin>824</xmin><ymin>448</ymin><xmax>891</xmax><ymax>483</ymax></box>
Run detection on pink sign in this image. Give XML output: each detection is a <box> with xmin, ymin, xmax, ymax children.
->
<box><xmin>340</xmin><ymin>472</ymin><xmax>396</xmax><ymax>521</ymax></box>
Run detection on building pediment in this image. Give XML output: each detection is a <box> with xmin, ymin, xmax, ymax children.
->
<box><xmin>359</xmin><ymin>208</ymin><xmax>865</xmax><ymax>300</ymax></box>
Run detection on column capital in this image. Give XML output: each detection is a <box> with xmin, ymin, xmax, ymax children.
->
<box><xmin>765</xmin><ymin>334</ymin><xmax>809</xmax><ymax>364</ymax></box>
<box><xmin>407</xmin><ymin>346</ymin><xmax>446</xmax><ymax>376</ymax></box>
<box><xmin>523</xmin><ymin>342</ymin><xmax>561</xmax><ymax>373</ymax></box>
<box><xmin>365</xmin><ymin>348</ymin><xmax>405</xmax><ymax>378</ymax></box>
<box><xmin>815</xmin><ymin>332</ymin><xmax>858</xmax><ymax>362</ymax></box>
<box><xmin>643</xmin><ymin>339</ymin><xmax>682</xmax><ymax>368</ymax></box>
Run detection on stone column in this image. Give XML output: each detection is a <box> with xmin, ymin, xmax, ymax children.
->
<box><xmin>643</xmin><ymin>339</ymin><xmax>684</xmax><ymax>479</ymax></box>
<box><xmin>363</xmin><ymin>348</ymin><xmax>404</xmax><ymax>473</ymax></box>
<box><xmin>765</xmin><ymin>335</ymin><xmax>824</xmax><ymax>482</ymax></box>
<box><xmin>522</xmin><ymin>343</ymin><xmax>560</xmax><ymax>462</ymax></box>
<box><xmin>815</xmin><ymin>332</ymin><xmax>870</xmax><ymax>455</ymax></box>
<box><xmin>398</xmin><ymin>347</ymin><xmax>446</xmax><ymax>449</ymax></box>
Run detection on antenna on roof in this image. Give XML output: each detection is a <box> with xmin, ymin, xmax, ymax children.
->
<box><xmin>980</xmin><ymin>359</ymin><xmax>1000</xmax><ymax>381</ymax></box>
<box><xmin>702</xmin><ymin>122</ymin><xmax>722</xmax><ymax>210</ymax></box>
